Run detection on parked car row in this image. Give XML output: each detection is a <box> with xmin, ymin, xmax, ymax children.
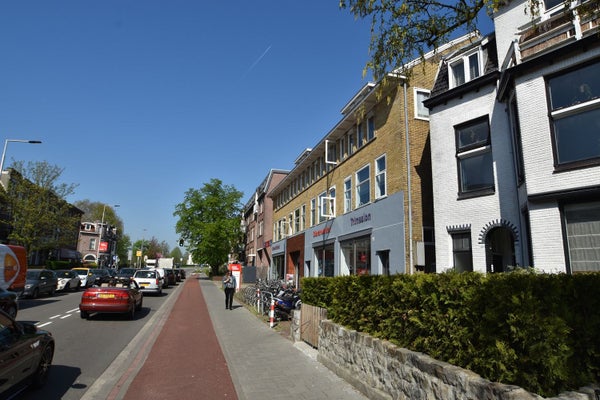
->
<box><xmin>0</xmin><ymin>265</ymin><xmax>188</xmax><ymax>398</ymax></box>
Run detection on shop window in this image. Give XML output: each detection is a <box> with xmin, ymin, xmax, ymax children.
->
<box><xmin>316</xmin><ymin>245</ymin><xmax>335</xmax><ymax>277</ymax></box>
<box><xmin>455</xmin><ymin>117</ymin><xmax>494</xmax><ymax>196</ymax></box>
<box><xmin>547</xmin><ymin>60</ymin><xmax>600</xmax><ymax>167</ymax></box>
<box><xmin>341</xmin><ymin>236</ymin><xmax>371</xmax><ymax>275</ymax></box>
<box><xmin>452</xmin><ymin>232</ymin><xmax>473</xmax><ymax>272</ymax></box>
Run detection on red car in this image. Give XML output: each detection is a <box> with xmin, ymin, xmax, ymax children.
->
<box><xmin>79</xmin><ymin>279</ymin><xmax>143</xmax><ymax>320</ymax></box>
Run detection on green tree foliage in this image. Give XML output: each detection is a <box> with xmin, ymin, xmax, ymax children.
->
<box><xmin>0</xmin><ymin>161</ymin><xmax>80</xmax><ymax>255</ymax></box>
<box><xmin>73</xmin><ymin>200</ymin><xmax>124</xmax><ymax>233</ymax></box>
<box><xmin>170</xmin><ymin>246</ymin><xmax>183</xmax><ymax>264</ymax></box>
<box><xmin>174</xmin><ymin>178</ymin><xmax>243</xmax><ymax>275</ymax></box>
<box><xmin>116</xmin><ymin>233</ymin><xmax>131</xmax><ymax>267</ymax></box>
<box><xmin>338</xmin><ymin>0</ymin><xmax>594</xmax><ymax>80</ymax></box>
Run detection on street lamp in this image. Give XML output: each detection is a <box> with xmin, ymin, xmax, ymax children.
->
<box><xmin>0</xmin><ymin>139</ymin><xmax>43</xmax><ymax>174</ymax></box>
<box><xmin>96</xmin><ymin>204</ymin><xmax>120</xmax><ymax>266</ymax></box>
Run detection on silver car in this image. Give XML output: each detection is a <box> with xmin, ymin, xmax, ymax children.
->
<box><xmin>55</xmin><ymin>269</ymin><xmax>82</xmax><ymax>291</ymax></box>
<box><xmin>133</xmin><ymin>269</ymin><xmax>163</xmax><ymax>295</ymax></box>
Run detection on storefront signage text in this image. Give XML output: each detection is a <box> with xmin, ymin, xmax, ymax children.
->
<box><xmin>351</xmin><ymin>213</ymin><xmax>372</xmax><ymax>226</ymax></box>
<box><xmin>313</xmin><ymin>227</ymin><xmax>331</xmax><ymax>238</ymax></box>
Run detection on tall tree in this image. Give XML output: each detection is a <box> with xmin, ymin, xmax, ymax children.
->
<box><xmin>170</xmin><ymin>246</ymin><xmax>183</xmax><ymax>265</ymax></box>
<box><xmin>174</xmin><ymin>178</ymin><xmax>243</xmax><ymax>276</ymax></box>
<box><xmin>73</xmin><ymin>200</ymin><xmax>124</xmax><ymax>233</ymax></box>
<box><xmin>0</xmin><ymin>161</ymin><xmax>80</xmax><ymax>255</ymax></box>
<box><xmin>339</xmin><ymin>0</ymin><xmax>595</xmax><ymax>80</ymax></box>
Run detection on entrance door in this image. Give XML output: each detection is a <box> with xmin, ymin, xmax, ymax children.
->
<box><xmin>485</xmin><ymin>227</ymin><xmax>515</xmax><ymax>273</ymax></box>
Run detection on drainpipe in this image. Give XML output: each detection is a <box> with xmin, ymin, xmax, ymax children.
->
<box><xmin>403</xmin><ymin>80</ymin><xmax>414</xmax><ymax>275</ymax></box>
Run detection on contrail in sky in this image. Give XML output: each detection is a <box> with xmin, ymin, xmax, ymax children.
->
<box><xmin>242</xmin><ymin>45</ymin><xmax>272</xmax><ymax>78</ymax></box>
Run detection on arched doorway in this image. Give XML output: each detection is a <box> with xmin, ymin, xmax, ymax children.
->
<box><xmin>485</xmin><ymin>227</ymin><xmax>516</xmax><ymax>273</ymax></box>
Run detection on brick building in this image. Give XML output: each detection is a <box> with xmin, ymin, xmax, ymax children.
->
<box><xmin>267</xmin><ymin>34</ymin><xmax>476</xmax><ymax>285</ymax></box>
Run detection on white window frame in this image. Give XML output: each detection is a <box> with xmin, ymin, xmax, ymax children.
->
<box><xmin>367</xmin><ymin>116</ymin><xmax>375</xmax><ymax>141</ymax></box>
<box><xmin>344</xmin><ymin>176</ymin><xmax>352</xmax><ymax>213</ymax></box>
<box><xmin>355</xmin><ymin>164</ymin><xmax>371</xmax><ymax>207</ymax></box>
<box><xmin>375</xmin><ymin>154</ymin><xmax>387</xmax><ymax>199</ymax></box>
<box><xmin>310</xmin><ymin>198</ymin><xmax>316</xmax><ymax>227</ymax></box>
<box><xmin>414</xmin><ymin>88</ymin><xmax>430</xmax><ymax>120</ymax></box>
<box><xmin>449</xmin><ymin>49</ymin><xmax>482</xmax><ymax>88</ymax></box>
<box><xmin>357</xmin><ymin>122</ymin><xmax>364</xmax><ymax>148</ymax></box>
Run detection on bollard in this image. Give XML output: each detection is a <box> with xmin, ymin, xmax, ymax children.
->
<box><xmin>256</xmin><ymin>288</ymin><xmax>261</xmax><ymax>313</ymax></box>
<box><xmin>269</xmin><ymin>298</ymin><xmax>275</xmax><ymax>328</ymax></box>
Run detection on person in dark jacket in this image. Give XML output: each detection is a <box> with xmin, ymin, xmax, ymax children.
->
<box><xmin>222</xmin><ymin>270</ymin><xmax>236</xmax><ymax>310</ymax></box>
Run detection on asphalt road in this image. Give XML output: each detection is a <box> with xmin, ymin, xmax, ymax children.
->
<box><xmin>14</xmin><ymin>282</ymin><xmax>180</xmax><ymax>400</ymax></box>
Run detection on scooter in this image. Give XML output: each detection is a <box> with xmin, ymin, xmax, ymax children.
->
<box><xmin>273</xmin><ymin>288</ymin><xmax>301</xmax><ymax>320</ymax></box>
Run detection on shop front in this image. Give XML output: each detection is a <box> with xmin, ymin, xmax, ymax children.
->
<box><xmin>270</xmin><ymin>240</ymin><xmax>286</xmax><ymax>280</ymax></box>
<box><xmin>305</xmin><ymin>191</ymin><xmax>407</xmax><ymax>277</ymax></box>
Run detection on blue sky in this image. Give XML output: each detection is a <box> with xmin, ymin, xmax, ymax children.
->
<box><xmin>0</xmin><ymin>1</ymin><xmax>493</xmax><ymax>251</ymax></box>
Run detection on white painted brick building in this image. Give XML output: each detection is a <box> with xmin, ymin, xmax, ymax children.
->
<box><xmin>426</xmin><ymin>0</ymin><xmax>600</xmax><ymax>273</ymax></box>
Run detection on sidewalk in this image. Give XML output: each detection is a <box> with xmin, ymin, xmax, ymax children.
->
<box><xmin>83</xmin><ymin>274</ymin><xmax>368</xmax><ymax>400</ymax></box>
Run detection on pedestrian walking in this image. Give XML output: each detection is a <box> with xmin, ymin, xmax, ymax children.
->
<box><xmin>222</xmin><ymin>270</ymin><xmax>236</xmax><ymax>310</ymax></box>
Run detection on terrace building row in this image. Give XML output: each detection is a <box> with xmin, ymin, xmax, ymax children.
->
<box><xmin>242</xmin><ymin>0</ymin><xmax>600</xmax><ymax>282</ymax></box>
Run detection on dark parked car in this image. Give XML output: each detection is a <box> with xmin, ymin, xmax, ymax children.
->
<box><xmin>116</xmin><ymin>268</ymin><xmax>137</xmax><ymax>280</ymax></box>
<box><xmin>22</xmin><ymin>270</ymin><xmax>58</xmax><ymax>298</ymax></box>
<box><xmin>0</xmin><ymin>309</ymin><xmax>54</xmax><ymax>398</ymax></box>
<box><xmin>163</xmin><ymin>268</ymin><xmax>177</xmax><ymax>286</ymax></box>
<box><xmin>90</xmin><ymin>269</ymin><xmax>112</xmax><ymax>286</ymax></box>
<box><xmin>0</xmin><ymin>287</ymin><xmax>18</xmax><ymax>318</ymax></box>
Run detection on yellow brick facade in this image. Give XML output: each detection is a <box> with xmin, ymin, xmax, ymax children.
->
<box><xmin>269</xmin><ymin>35</ymin><xmax>476</xmax><ymax>276</ymax></box>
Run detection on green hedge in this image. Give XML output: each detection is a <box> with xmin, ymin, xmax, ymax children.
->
<box><xmin>301</xmin><ymin>271</ymin><xmax>600</xmax><ymax>397</ymax></box>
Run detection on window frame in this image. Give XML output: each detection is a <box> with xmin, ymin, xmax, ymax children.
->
<box><xmin>355</xmin><ymin>164</ymin><xmax>371</xmax><ymax>207</ymax></box>
<box><xmin>455</xmin><ymin>116</ymin><xmax>495</xmax><ymax>197</ymax></box>
<box><xmin>344</xmin><ymin>176</ymin><xmax>352</xmax><ymax>213</ymax></box>
<box><xmin>375</xmin><ymin>154</ymin><xmax>387</xmax><ymax>199</ymax></box>
<box><xmin>452</xmin><ymin>231</ymin><xmax>473</xmax><ymax>272</ymax></box>
<box><xmin>414</xmin><ymin>88</ymin><xmax>431</xmax><ymax>120</ymax></box>
<box><xmin>547</xmin><ymin>59</ymin><xmax>600</xmax><ymax>170</ymax></box>
<box><xmin>449</xmin><ymin>49</ymin><xmax>482</xmax><ymax>88</ymax></box>
<box><xmin>367</xmin><ymin>116</ymin><xmax>375</xmax><ymax>141</ymax></box>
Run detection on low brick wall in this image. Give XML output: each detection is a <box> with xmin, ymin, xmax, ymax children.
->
<box><xmin>316</xmin><ymin>319</ymin><xmax>598</xmax><ymax>400</ymax></box>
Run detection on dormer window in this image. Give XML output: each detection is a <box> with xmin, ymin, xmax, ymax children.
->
<box><xmin>450</xmin><ymin>50</ymin><xmax>481</xmax><ymax>88</ymax></box>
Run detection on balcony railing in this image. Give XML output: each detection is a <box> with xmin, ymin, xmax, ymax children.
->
<box><xmin>518</xmin><ymin>5</ymin><xmax>599</xmax><ymax>60</ymax></box>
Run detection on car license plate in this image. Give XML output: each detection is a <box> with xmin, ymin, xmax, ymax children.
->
<box><xmin>98</xmin><ymin>293</ymin><xmax>115</xmax><ymax>299</ymax></box>
<box><xmin>140</xmin><ymin>283</ymin><xmax>148</xmax><ymax>287</ymax></box>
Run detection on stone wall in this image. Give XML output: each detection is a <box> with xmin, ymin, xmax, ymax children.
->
<box><xmin>315</xmin><ymin>319</ymin><xmax>599</xmax><ymax>400</ymax></box>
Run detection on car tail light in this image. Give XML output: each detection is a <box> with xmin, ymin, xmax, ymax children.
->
<box><xmin>82</xmin><ymin>292</ymin><xmax>95</xmax><ymax>300</ymax></box>
<box><xmin>155</xmin><ymin>278</ymin><xmax>160</xmax><ymax>285</ymax></box>
<box><xmin>116</xmin><ymin>291</ymin><xmax>130</xmax><ymax>300</ymax></box>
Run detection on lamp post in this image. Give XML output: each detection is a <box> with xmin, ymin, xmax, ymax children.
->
<box><xmin>96</xmin><ymin>204</ymin><xmax>120</xmax><ymax>267</ymax></box>
<box><xmin>0</xmin><ymin>139</ymin><xmax>43</xmax><ymax>174</ymax></box>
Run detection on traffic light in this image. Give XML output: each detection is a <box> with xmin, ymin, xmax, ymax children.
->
<box><xmin>179</xmin><ymin>239</ymin><xmax>184</xmax><ymax>247</ymax></box>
